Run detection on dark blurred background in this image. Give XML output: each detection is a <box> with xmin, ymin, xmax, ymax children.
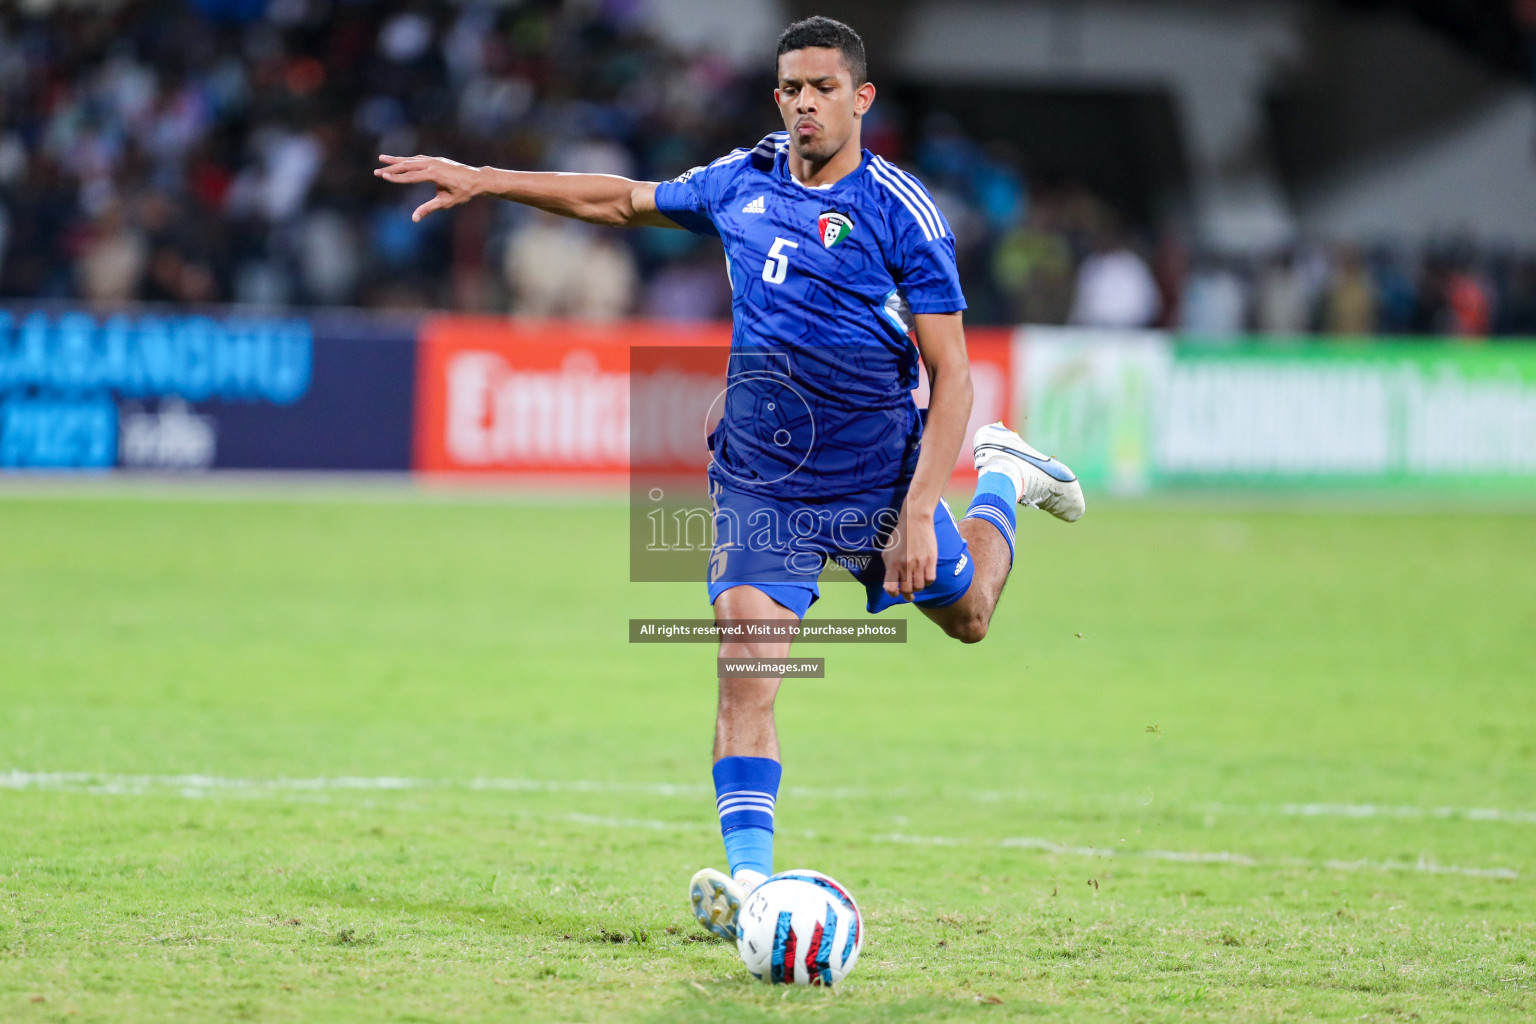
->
<box><xmin>3</xmin><ymin>0</ymin><xmax>1535</xmax><ymax>336</ymax></box>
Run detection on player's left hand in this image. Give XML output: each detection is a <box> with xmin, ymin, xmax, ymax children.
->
<box><xmin>883</xmin><ymin>507</ymin><xmax>937</xmax><ymax>602</ymax></box>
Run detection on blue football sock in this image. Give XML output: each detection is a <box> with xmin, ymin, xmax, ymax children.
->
<box><xmin>712</xmin><ymin>755</ymin><xmax>781</xmax><ymax>879</ymax></box>
<box><xmin>964</xmin><ymin>471</ymin><xmax>1017</xmax><ymax>562</ymax></box>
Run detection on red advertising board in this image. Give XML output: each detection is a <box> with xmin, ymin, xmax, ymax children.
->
<box><xmin>414</xmin><ymin>316</ymin><xmax>1012</xmax><ymax>481</ymax></box>
<box><xmin>414</xmin><ymin>317</ymin><xmax>725</xmax><ymax>477</ymax></box>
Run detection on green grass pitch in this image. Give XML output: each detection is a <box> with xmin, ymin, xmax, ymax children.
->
<box><xmin>0</xmin><ymin>487</ymin><xmax>1532</xmax><ymax>1022</ymax></box>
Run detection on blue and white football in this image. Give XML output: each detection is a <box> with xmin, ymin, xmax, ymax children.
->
<box><xmin>736</xmin><ymin>869</ymin><xmax>864</xmax><ymax>985</ymax></box>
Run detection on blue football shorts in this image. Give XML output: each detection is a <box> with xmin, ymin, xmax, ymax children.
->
<box><xmin>704</xmin><ymin>479</ymin><xmax>976</xmax><ymax>619</ymax></box>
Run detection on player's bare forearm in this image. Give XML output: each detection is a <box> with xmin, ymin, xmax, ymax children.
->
<box><xmin>883</xmin><ymin>312</ymin><xmax>973</xmax><ymax>599</ymax></box>
<box><xmin>906</xmin><ymin>312</ymin><xmax>974</xmax><ymax>518</ymax></box>
<box><xmin>373</xmin><ymin>155</ymin><xmax>678</xmax><ymax>228</ymax></box>
<box><xmin>471</xmin><ymin>167</ymin><xmax>676</xmax><ymax>227</ymax></box>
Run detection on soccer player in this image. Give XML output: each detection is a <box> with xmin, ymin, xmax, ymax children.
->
<box><xmin>375</xmin><ymin>16</ymin><xmax>1083</xmax><ymax>942</ymax></box>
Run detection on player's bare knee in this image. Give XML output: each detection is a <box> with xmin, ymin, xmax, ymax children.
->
<box><xmin>944</xmin><ymin>614</ymin><xmax>989</xmax><ymax>644</ymax></box>
<box><xmin>719</xmin><ymin>641</ymin><xmax>789</xmax><ymax>662</ymax></box>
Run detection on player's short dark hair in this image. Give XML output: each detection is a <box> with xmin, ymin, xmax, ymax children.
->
<box><xmin>776</xmin><ymin>16</ymin><xmax>867</xmax><ymax>85</ymax></box>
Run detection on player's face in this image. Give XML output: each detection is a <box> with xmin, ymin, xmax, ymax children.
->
<box><xmin>774</xmin><ymin>47</ymin><xmax>875</xmax><ymax>162</ymax></box>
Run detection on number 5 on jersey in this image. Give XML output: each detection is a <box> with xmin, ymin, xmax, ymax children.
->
<box><xmin>762</xmin><ymin>237</ymin><xmax>798</xmax><ymax>284</ymax></box>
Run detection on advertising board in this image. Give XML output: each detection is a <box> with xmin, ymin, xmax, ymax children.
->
<box><xmin>0</xmin><ymin>307</ymin><xmax>417</xmax><ymax>472</ymax></box>
<box><xmin>1020</xmin><ymin>328</ymin><xmax>1536</xmax><ymax>488</ymax></box>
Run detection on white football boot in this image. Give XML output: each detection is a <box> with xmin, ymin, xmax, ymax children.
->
<box><xmin>689</xmin><ymin>867</ymin><xmax>747</xmax><ymax>941</ymax></box>
<box><xmin>973</xmin><ymin>422</ymin><xmax>1086</xmax><ymax>522</ymax></box>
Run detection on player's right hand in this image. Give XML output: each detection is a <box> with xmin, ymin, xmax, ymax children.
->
<box><xmin>882</xmin><ymin>507</ymin><xmax>938</xmax><ymax>602</ymax></box>
<box><xmin>374</xmin><ymin>154</ymin><xmax>481</xmax><ymax>222</ymax></box>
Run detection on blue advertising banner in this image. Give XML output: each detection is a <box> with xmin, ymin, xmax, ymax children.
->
<box><xmin>0</xmin><ymin>307</ymin><xmax>418</xmax><ymax>472</ymax></box>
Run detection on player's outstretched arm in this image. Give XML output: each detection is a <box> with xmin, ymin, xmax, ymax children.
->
<box><xmin>373</xmin><ymin>154</ymin><xmax>679</xmax><ymax>228</ymax></box>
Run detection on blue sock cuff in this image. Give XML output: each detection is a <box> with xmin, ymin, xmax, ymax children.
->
<box><xmin>712</xmin><ymin>756</ymin><xmax>781</xmax><ymax>835</ymax></box>
<box><xmin>964</xmin><ymin>489</ymin><xmax>1017</xmax><ymax>561</ymax></box>
<box><xmin>713</xmin><ymin>757</ymin><xmax>781</xmax><ymax>879</ymax></box>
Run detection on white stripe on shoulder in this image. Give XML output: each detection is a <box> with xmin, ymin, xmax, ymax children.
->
<box><xmin>868</xmin><ymin>161</ymin><xmax>938</xmax><ymax>242</ymax></box>
<box><xmin>709</xmin><ymin>150</ymin><xmax>752</xmax><ymax>168</ymax></box>
<box><xmin>877</xmin><ymin>158</ymin><xmax>947</xmax><ymax>236</ymax></box>
<box><xmin>870</xmin><ymin>160</ymin><xmax>941</xmax><ymax>240</ymax></box>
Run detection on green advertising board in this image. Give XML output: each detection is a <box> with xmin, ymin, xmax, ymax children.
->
<box><xmin>1021</xmin><ymin>328</ymin><xmax>1536</xmax><ymax>490</ymax></box>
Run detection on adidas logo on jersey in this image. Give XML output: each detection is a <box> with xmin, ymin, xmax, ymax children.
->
<box><xmin>741</xmin><ymin>196</ymin><xmax>766</xmax><ymax>214</ymax></box>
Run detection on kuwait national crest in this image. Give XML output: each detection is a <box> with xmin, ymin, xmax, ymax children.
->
<box><xmin>818</xmin><ymin>211</ymin><xmax>853</xmax><ymax>248</ymax></box>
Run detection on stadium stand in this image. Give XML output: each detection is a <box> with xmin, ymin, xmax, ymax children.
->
<box><xmin>1</xmin><ymin>0</ymin><xmax>1534</xmax><ymax>335</ymax></box>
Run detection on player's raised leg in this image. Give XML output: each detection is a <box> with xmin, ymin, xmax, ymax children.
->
<box><xmin>689</xmin><ymin>583</ymin><xmax>797</xmax><ymax>939</ymax></box>
<box><xmin>921</xmin><ymin>423</ymin><xmax>1084</xmax><ymax>643</ymax></box>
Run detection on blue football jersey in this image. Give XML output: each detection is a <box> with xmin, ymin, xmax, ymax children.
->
<box><xmin>654</xmin><ymin>132</ymin><xmax>966</xmax><ymax>499</ymax></box>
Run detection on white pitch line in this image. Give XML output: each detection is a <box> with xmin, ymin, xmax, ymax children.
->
<box><xmin>1202</xmin><ymin>802</ymin><xmax>1536</xmax><ymax>826</ymax></box>
<box><xmin>560</xmin><ymin>811</ymin><xmax>715</xmax><ymax>832</ymax></box>
<box><xmin>0</xmin><ymin>771</ymin><xmax>709</xmax><ymax>798</ymax></box>
<box><xmin>491</xmin><ymin>814</ymin><xmax>1522</xmax><ymax>881</ymax></box>
<box><xmin>1</xmin><ymin>771</ymin><xmax>1519</xmax><ymax>882</ymax></box>
<box><xmin>871</xmin><ymin>832</ymin><xmax>1515</xmax><ymax>880</ymax></box>
<box><xmin>4</xmin><ymin>771</ymin><xmax>1534</xmax><ymax>829</ymax></box>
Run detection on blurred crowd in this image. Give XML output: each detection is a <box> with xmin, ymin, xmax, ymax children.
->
<box><xmin>0</xmin><ymin>0</ymin><xmax>764</xmax><ymax>316</ymax></box>
<box><xmin>975</xmin><ymin>185</ymin><xmax>1536</xmax><ymax>339</ymax></box>
<box><xmin>2</xmin><ymin>0</ymin><xmax>1535</xmax><ymax>339</ymax></box>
